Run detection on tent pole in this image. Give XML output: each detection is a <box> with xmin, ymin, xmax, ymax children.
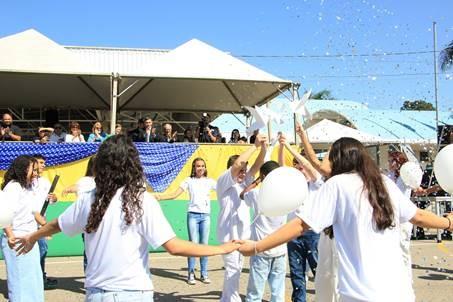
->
<box><xmin>291</xmin><ymin>84</ymin><xmax>298</xmax><ymax>144</ymax></box>
<box><xmin>266</xmin><ymin>102</ymin><xmax>272</xmax><ymax>141</ymax></box>
<box><xmin>110</xmin><ymin>73</ymin><xmax>119</xmax><ymax>135</ymax></box>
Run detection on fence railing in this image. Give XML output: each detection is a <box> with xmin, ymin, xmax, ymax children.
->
<box><xmin>411</xmin><ymin>196</ymin><xmax>452</xmax><ymax>242</ymax></box>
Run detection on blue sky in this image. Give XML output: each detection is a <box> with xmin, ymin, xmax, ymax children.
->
<box><xmin>1</xmin><ymin>0</ymin><xmax>452</xmax><ymax>110</ymax></box>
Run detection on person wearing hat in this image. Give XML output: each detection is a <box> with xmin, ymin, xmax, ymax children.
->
<box><xmin>34</xmin><ymin>127</ymin><xmax>54</xmax><ymax>144</ymax></box>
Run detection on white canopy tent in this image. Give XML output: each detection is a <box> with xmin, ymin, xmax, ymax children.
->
<box><xmin>0</xmin><ymin>29</ymin><xmax>111</xmax><ymax>109</ymax></box>
<box><xmin>0</xmin><ymin>29</ymin><xmax>294</xmax><ymax>133</ymax></box>
<box><xmin>305</xmin><ymin>119</ymin><xmax>399</xmax><ymax>144</ymax></box>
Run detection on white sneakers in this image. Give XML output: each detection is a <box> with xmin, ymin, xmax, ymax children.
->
<box><xmin>187</xmin><ymin>273</ymin><xmax>196</xmax><ymax>285</ymax></box>
<box><xmin>187</xmin><ymin>273</ymin><xmax>211</xmax><ymax>285</ymax></box>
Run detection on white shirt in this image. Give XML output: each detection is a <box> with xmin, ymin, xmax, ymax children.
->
<box><xmin>299</xmin><ymin>173</ymin><xmax>417</xmax><ymax>302</ymax></box>
<box><xmin>32</xmin><ymin>177</ymin><xmax>51</xmax><ymax>213</ymax></box>
<box><xmin>58</xmin><ymin>188</ymin><xmax>176</xmax><ymax>291</ymax></box>
<box><xmin>387</xmin><ymin>171</ymin><xmax>412</xmax><ymax>198</ymax></box>
<box><xmin>216</xmin><ymin>167</ymin><xmax>253</xmax><ymax>242</ymax></box>
<box><xmin>288</xmin><ymin>176</ymin><xmax>324</xmax><ymax>221</ymax></box>
<box><xmin>243</xmin><ymin>188</ymin><xmax>286</xmax><ymax>257</ymax></box>
<box><xmin>65</xmin><ymin>134</ymin><xmax>85</xmax><ymax>142</ymax></box>
<box><xmin>76</xmin><ymin>176</ymin><xmax>96</xmax><ymax>194</ymax></box>
<box><xmin>2</xmin><ymin>181</ymin><xmax>38</xmax><ymax>236</ymax></box>
<box><xmin>180</xmin><ymin>177</ymin><xmax>216</xmax><ymax>214</ymax></box>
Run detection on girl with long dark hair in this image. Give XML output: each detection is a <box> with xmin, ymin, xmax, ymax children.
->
<box><xmin>1</xmin><ymin>155</ymin><xmax>44</xmax><ymax>302</ymax></box>
<box><xmin>155</xmin><ymin>157</ymin><xmax>216</xmax><ymax>285</ymax></box>
<box><xmin>238</xmin><ymin>137</ymin><xmax>453</xmax><ymax>302</ymax></box>
<box><xmin>15</xmin><ymin>135</ymin><xmax>239</xmax><ymax>301</ymax></box>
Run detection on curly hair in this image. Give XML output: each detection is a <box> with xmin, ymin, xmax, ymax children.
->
<box><xmin>329</xmin><ymin>137</ymin><xmax>395</xmax><ymax>231</ymax></box>
<box><xmin>1</xmin><ymin>155</ymin><xmax>36</xmax><ymax>190</ymax></box>
<box><xmin>85</xmin><ymin>135</ymin><xmax>145</xmax><ymax>233</ymax></box>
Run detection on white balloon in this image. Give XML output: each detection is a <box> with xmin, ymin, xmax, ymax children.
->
<box><xmin>399</xmin><ymin>162</ymin><xmax>423</xmax><ymax>189</ymax></box>
<box><xmin>434</xmin><ymin>144</ymin><xmax>453</xmax><ymax>194</ymax></box>
<box><xmin>0</xmin><ymin>191</ymin><xmax>14</xmax><ymax>228</ymax></box>
<box><xmin>258</xmin><ymin>167</ymin><xmax>308</xmax><ymax>217</ymax></box>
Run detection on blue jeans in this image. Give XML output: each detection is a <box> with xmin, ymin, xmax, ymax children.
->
<box><xmin>1</xmin><ymin>234</ymin><xmax>44</xmax><ymax>302</ymax></box>
<box><xmin>38</xmin><ymin>237</ymin><xmax>48</xmax><ymax>277</ymax></box>
<box><xmin>287</xmin><ymin>230</ymin><xmax>320</xmax><ymax>302</ymax></box>
<box><xmin>85</xmin><ymin>288</ymin><xmax>154</xmax><ymax>302</ymax></box>
<box><xmin>245</xmin><ymin>254</ymin><xmax>286</xmax><ymax>302</ymax></box>
<box><xmin>187</xmin><ymin>212</ymin><xmax>210</xmax><ymax>277</ymax></box>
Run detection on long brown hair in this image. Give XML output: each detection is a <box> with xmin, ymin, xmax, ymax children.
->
<box><xmin>329</xmin><ymin>137</ymin><xmax>395</xmax><ymax>230</ymax></box>
<box><xmin>190</xmin><ymin>157</ymin><xmax>208</xmax><ymax>178</ymax></box>
<box><xmin>85</xmin><ymin>135</ymin><xmax>145</xmax><ymax>233</ymax></box>
<box><xmin>2</xmin><ymin>155</ymin><xmax>37</xmax><ymax>190</ymax></box>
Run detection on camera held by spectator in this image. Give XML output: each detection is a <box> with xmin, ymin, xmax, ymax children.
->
<box><xmin>197</xmin><ymin>113</ymin><xmax>221</xmax><ymax>143</ymax></box>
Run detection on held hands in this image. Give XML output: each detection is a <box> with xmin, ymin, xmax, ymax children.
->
<box><xmin>219</xmin><ymin>240</ymin><xmax>243</xmax><ymax>254</ymax></box>
<box><xmin>235</xmin><ymin>239</ymin><xmax>258</xmax><ymax>256</ymax></box>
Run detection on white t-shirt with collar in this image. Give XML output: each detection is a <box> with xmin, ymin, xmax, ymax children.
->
<box><xmin>32</xmin><ymin>177</ymin><xmax>51</xmax><ymax>214</ymax></box>
<box><xmin>58</xmin><ymin>188</ymin><xmax>176</xmax><ymax>291</ymax></box>
<box><xmin>2</xmin><ymin>181</ymin><xmax>38</xmax><ymax>236</ymax></box>
<box><xmin>180</xmin><ymin>177</ymin><xmax>216</xmax><ymax>214</ymax></box>
<box><xmin>243</xmin><ymin>188</ymin><xmax>287</xmax><ymax>257</ymax></box>
<box><xmin>298</xmin><ymin>173</ymin><xmax>417</xmax><ymax>302</ymax></box>
<box><xmin>216</xmin><ymin>167</ymin><xmax>253</xmax><ymax>243</ymax></box>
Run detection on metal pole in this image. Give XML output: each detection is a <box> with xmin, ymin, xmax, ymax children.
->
<box><xmin>433</xmin><ymin>22</ymin><xmax>439</xmax><ymax>136</ymax></box>
<box><xmin>110</xmin><ymin>73</ymin><xmax>119</xmax><ymax>135</ymax></box>
<box><xmin>428</xmin><ymin>22</ymin><xmax>441</xmax><ymax>189</ymax></box>
<box><xmin>291</xmin><ymin>84</ymin><xmax>298</xmax><ymax>144</ymax></box>
<box><xmin>266</xmin><ymin>102</ymin><xmax>272</xmax><ymax>140</ymax></box>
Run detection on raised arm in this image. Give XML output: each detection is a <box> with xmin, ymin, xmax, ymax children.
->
<box><xmin>239</xmin><ymin>178</ymin><xmax>261</xmax><ymax>200</ymax></box>
<box><xmin>296</xmin><ymin>122</ymin><xmax>331</xmax><ymax>177</ymax></box>
<box><xmin>247</xmin><ymin>134</ymin><xmax>268</xmax><ymax>177</ymax></box>
<box><xmin>279</xmin><ymin>134</ymin><xmax>319</xmax><ymax>181</ymax></box>
<box><xmin>231</xmin><ymin>134</ymin><xmax>267</xmax><ymax>179</ymax></box>
<box><xmin>278</xmin><ymin>137</ymin><xmax>285</xmax><ymax>167</ymax></box>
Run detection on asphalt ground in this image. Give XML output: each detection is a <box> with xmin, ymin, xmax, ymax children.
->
<box><xmin>0</xmin><ymin>240</ymin><xmax>452</xmax><ymax>302</ymax></box>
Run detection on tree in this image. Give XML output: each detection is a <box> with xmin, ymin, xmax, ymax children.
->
<box><xmin>400</xmin><ymin>100</ymin><xmax>435</xmax><ymax>111</ymax></box>
<box><xmin>311</xmin><ymin>89</ymin><xmax>335</xmax><ymax>100</ymax></box>
<box><xmin>439</xmin><ymin>41</ymin><xmax>453</xmax><ymax>71</ymax></box>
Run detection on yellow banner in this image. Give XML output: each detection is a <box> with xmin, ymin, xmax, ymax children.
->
<box><xmin>0</xmin><ymin>145</ymin><xmax>298</xmax><ymax>201</ymax></box>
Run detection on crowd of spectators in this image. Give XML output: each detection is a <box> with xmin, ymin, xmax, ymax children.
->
<box><xmin>0</xmin><ymin>112</ymin><xmax>257</xmax><ymax>144</ymax></box>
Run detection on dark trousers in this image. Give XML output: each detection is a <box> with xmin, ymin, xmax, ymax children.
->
<box><xmin>287</xmin><ymin>230</ymin><xmax>320</xmax><ymax>302</ymax></box>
